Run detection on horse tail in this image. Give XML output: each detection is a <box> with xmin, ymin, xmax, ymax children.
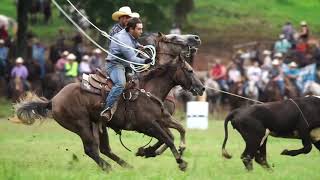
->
<box><xmin>222</xmin><ymin>109</ymin><xmax>238</xmax><ymax>159</ymax></box>
<box><xmin>14</xmin><ymin>92</ymin><xmax>52</xmax><ymax>125</ymax></box>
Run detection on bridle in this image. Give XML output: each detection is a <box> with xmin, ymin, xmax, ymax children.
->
<box><xmin>155</xmin><ymin>37</ymin><xmax>195</xmax><ymax>58</ymax></box>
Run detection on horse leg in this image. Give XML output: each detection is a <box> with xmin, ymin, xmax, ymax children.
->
<box><xmin>146</xmin><ymin>121</ymin><xmax>187</xmax><ymax>171</ymax></box>
<box><xmin>254</xmin><ymin>138</ymin><xmax>271</xmax><ymax>170</ymax></box>
<box><xmin>281</xmin><ymin>127</ymin><xmax>312</xmax><ymax>156</ymax></box>
<box><xmin>99</xmin><ymin>126</ymin><xmax>132</xmax><ymax>168</ymax></box>
<box><xmin>78</xmin><ymin>121</ymin><xmax>112</xmax><ymax>172</ymax></box>
<box><xmin>136</xmin><ymin>128</ymin><xmax>174</xmax><ymax>158</ymax></box>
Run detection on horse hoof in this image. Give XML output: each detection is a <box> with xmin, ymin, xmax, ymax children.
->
<box><xmin>179</xmin><ymin>161</ymin><xmax>188</xmax><ymax>171</ymax></box>
<box><xmin>280</xmin><ymin>149</ymin><xmax>289</xmax><ymax>155</ymax></box>
<box><xmin>135</xmin><ymin>147</ymin><xmax>145</xmax><ymax>157</ymax></box>
<box><xmin>101</xmin><ymin>164</ymin><xmax>112</xmax><ymax>172</ymax></box>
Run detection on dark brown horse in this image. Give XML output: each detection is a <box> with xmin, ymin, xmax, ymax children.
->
<box><xmin>263</xmin><ymin>77</ymin><xmax>299</xmax><ymax>102</ymax></box>
<box><xmin>14</xmin><ymin>33</ymin><xmax>202</xmax><ymax>172</ymax></box>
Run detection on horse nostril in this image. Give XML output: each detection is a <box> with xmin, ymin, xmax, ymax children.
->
<box><xmin>194</xmin><ymin>36</ymin><xmax>200</xmax><ymax>40</ymax></box>
<box><xmin>202</xmin><ymin>87</ymin><xmax>205</xmax><ymax>91</ymax></box>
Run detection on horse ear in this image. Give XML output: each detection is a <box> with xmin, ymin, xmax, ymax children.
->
<box><xmin>158</xmin><ymin>32</ymin><xmax>164</xmax><ymax>37</ymax></box>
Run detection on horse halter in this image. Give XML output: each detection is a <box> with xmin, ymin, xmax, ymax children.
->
<box><xmin>172</xmin><ymin>55</ymin><xmax>194</xmax><ymax>91</ymax></box>
<box><xmin>155</xmin><ymin>37</ymin><xmax>194</xmax><ymax>58</ymax></box>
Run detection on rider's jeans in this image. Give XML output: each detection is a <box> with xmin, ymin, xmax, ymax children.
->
<box><xmin>105</xmin><ymin>63</ymin><xmax>126</xmax><ymax>108</ymax></box>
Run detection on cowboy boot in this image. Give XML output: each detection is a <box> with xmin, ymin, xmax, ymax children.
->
<box><xmin>100</xmin><ymin>107</ymin><xmax>112</xmax><ymax>121</ymax></box>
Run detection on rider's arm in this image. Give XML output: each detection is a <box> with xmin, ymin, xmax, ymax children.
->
<box><xmin>117</xmin><ymin>35</ymin><xmax>146</xmax><ymax>64</ymax></box>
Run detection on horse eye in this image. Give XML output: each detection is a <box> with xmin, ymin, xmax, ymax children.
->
<box><xmin>187</xmin><ymin>69</ymin><xmax>193</xmax><ymax>73</ymax></box>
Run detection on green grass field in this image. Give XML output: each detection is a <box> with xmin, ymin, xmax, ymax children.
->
<box><xmin>0</xmin><ymin>113</ymin><xmax>319</xmax><ymax>180</ymax></box>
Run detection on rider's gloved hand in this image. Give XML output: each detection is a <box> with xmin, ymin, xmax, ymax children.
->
<box><xmin>144</xmin><ymin>58</ymin><xmax>152</xmax><ymax>64</ymax></box>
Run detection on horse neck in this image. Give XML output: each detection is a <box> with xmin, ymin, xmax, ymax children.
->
<box><xmin>140</xmin><ymin>71</ymin><xmax>175</xmax><ymax>100</ymax></box>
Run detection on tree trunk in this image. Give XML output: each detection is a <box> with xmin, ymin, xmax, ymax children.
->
<box><xmin>17</xmin><ymin>0</ymin><xmax>31</xmax><ymax>59</ymax></box>
<box><xmin>174</xmin><ymin>0</ymin><xmax>194</xmax><ymax>28</ymax></box>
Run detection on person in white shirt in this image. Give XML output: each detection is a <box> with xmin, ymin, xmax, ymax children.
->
<box><xmin>227</xmin><ymin>62</ymin><xmax>242</xmax><ymax>84</ymax></box>
<box><xmin>79</xmin><ymin>55</ymin><xmax>91</xmax><ymax>76</ymax></box>
<box><xmin>246</xmin><ymin>61</ymin><xmax>262</xmax><ymax>83</ymax></box>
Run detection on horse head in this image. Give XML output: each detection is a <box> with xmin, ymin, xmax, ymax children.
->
<box><xmin>140</xmin><ymin>32</ymin><xmax>201</xmax><ymax>65</ymax></box>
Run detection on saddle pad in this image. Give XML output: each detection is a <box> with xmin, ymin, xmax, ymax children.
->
<box><xmin>80</xmin><ymin>79</ymin><xmax>101</xmax><ymax>95</ymax></box>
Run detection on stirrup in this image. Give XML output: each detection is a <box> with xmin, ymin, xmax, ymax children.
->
<box><xmin>100</xmin><ymin>107</ymin><xmax>112</xmax><ymax>120</ymax></box>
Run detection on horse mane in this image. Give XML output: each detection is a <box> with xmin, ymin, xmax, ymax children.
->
<box><xmin>140</xmin><ymin>62</ymin><xmax>176</xmax><ymax>83</ymax></box>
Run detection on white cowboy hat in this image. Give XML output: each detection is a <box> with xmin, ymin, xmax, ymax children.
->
<box><xmin>16</xmin><ymin>57</ymin><xmax>24</xmax><ymax>64</ymax></box>
<box><xmin>274</xmin><ymin>52</ymin><xmax>283</xmax><ymax>58</ymax></box>
<box><xmin>272</xmin><ymin>59</ymin><xmax>280</xmax><ymax>65</ymax></box>
<box><xmin>263</xmin><ymin>50</ymin><xmax>271</xmax><ymax>55</ymax></box>
<box><xmin>289</xmin><ymin>61</ymin><xmax>298</xmax><ymax>68</ymax></box>
<box><xmin>67</xmin><ymin>53</ymin><xmax>76</xmax><ymax>60</ymax></box>
<box><xmin>93</xmin><ymin>48</ymin><xmax>102</xmax><ymax>54</ymax></box>
<box><xmin>300</xmin><ymin>21</ymin><xmax>307</xmax><ymax>26</ymax></box>
<box><xmin>131</xmin><ymin>12</ymin><xmax>140</xmax><ymax>18</ymax></box>
<box><xmin>0</xmin><ymin>39</ymin><xmax>4</xmax><ymax>44</ymax></box>
<box><xmin>112</xmin><ymin>6</ymin><xmax>139</xmax><ymax>21</ymax></box>
<box><xmin>62</xmin><ymin>50</ymin><xmax>69</xmax><ymax>56</ymax></box>
<box><xmin>279</xmin><ymin>34</ymin><xmax>285</xmax><ymax>39</ymax></box>
<box><xmin>82</xmin><ymin>55</ymin><xmax>90</xmax><ymax>61</ymax></box>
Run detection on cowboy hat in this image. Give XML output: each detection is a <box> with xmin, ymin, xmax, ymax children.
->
<box><xmin>300</xmin><ymin>21</ymin><xmax>307</xmax><ymax>26</ymax></box>
<box><xmin>93</xmin><ymin>48</ymin><xmax>102</xmax><ymax>54</ymax></box>
<box><xmin>82</xmin><ymin>55</ymin><xmax>90</xmax><ymax>61</ymax></box>
<box><xmin>112</xmin><ymin>6</ymin><xmax>139</xmax><ymax>21</ymax></box>
<box><xmin>16</xmin><ymin>57</ymin><xmax>24</xmax><ymax>64</ymax></box>
<box><xmin>67</xmin><ymin>53</ymin><xmax>76</xmax><ymax>60</ymax></box>
<box><xmin>274</xmin><ymin>52</ymin><xmax>283</xmax><ymax>58</ymax></box>
<box><xmin>0</xmin><ymin>39</ymin><xmax>4</xmax><ymax>44</ymax></box>
<box><xmin>62</xmin><ymin>50</ymin><xmax>69</xmax><ymax>56</ymax></box>
<box><xmin>279</xmin><ymin>34</ymin><xmax>285</xmax><ymax>39</ymax></box>
<box><xmin>289</xmin><ymin>61</ymin><xmax>298</xmax><ymax>68</ymax></box>
<box><xmin>272</xmin><ymin>59</ymin><xmax>280</xmax><ymax>65</ymax></box>
<box><xmin>263</xmin><ymin>50</ymin><xmax>271</xmax><ymax>55</ymax></box>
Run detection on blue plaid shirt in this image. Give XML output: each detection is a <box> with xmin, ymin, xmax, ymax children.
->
<box><xmin>109</xmin><ymin>23</ymin><xmax>124</xmax><ymax>37</ymax></box>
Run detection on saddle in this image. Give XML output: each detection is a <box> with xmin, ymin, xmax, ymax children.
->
<box><xmin>80</xmin><ymin>68</ymin><xmax>138</xmax><ymax>103</ymax></box>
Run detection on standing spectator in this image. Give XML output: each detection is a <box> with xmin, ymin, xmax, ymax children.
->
<box><xmin>79</xmin><ymin>55</ymin><xmax>91</xmax><ymax>75</ymax></box>
<box><xmin>227</xmin><ymin>62</ymin><xmax>242</xmax><ymax>85</ymax></box>
<box><xmin>246</xmin><ymin>61</ymin><xmax>262</xmax><ymax>84</ymax></box>
<box><xmin>55</xmin><ymin>50</ymin><xmax>69</xmax><ymax>72</ymax></box>
<box><xmin>0</xmin><ymin>39</ymin><xmax>9</xmax><ymax>77</ymax></box>
<box><xmin>262</xmin><ymin>50</ymin><xmax>272</xmax><ymax>68</ymax></box>
<box><xmin>299</xmin><ymin>21</ymin><xmax>309</xmax><ymax>42</ymax></box>
<box><xmin>11</xmin><ymin>57</ymin><xmax>29</xmax><ymax>90</ymax></box>
<box><xmin>269</xmin><ymin>59</ymin><xmax>285</xmax><ymax>96</ymax></box>
<box><xmin>64</xmin><ymin>53</ymin><xmax>78</xmax><ymax>80</ymax></box>
<box><xmin>56</xmin><ymin>27</ymin><xmax>66</xmax><ymax>47</ymax></box>
<box><xmin>0</xmin><ymin>25</ymin><xmax>8</xmax><ymax>42</ymax></box>
<box><xmin>285</xmin><ymin>61</ymin><xmax>299</xmax><ymax>92</ymax></box>
<box><xmin>90</xmin><ymin>48</ymin><xmax>103</xmax><ymax>72</ymax></box>
<box><xmin>32</xmin><ymin>38</ymin><xmax>46</xmax><ymax>79</ymax></box>
<box><xmin>72</xmin><ymin>32</ymin><xmax>84</xmax><ymax>62</ymax></box>
<box><xmin>274</xmin><ymin>34</ymin><xmax>291</xmax><ymax>54</ymax></box>
<box><xmin>210</xmin><ymin>59</ymin><xmax>228</xmax><ymax>91</ymax></box>
<box><xmin>282</xmin><ymin>22</ymin><xmax>295</xmax><ymax>45</ymax></box>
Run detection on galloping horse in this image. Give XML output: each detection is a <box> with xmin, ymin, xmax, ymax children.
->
<box><xmin>14</xmin><ymin>33</ymin><xmax>203</xmax><ymax>171</ymax></box>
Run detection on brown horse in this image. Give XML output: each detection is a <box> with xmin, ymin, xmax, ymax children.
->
<box><xmin>14</xmin><ymin>33</ymin><xmax>202</xmax><ymax>172</ymax></box>
<box><xmin>136</xmin><ymin>55</ymin><xmax>204</xmax><ymax>158</ymax></box>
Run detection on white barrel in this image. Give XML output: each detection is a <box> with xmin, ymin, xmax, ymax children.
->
<box><xmin>186</xmin><ymin>101</ymin><xmax>208</xmax><ymax>129</ymax></box>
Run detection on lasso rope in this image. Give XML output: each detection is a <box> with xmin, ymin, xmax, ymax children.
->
<box><xmin>52</xmin><ymin>0</ymin><xmax>156</xmax><ymax>72</ymax></box>
<box><xmin>204</xmin><ymin>85</ymin><xmax>264</xmax><ymax>104</ymax></box>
